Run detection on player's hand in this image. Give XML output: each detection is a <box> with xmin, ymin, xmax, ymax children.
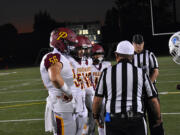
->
<box><xmin>62</xmin><ymin>93</ymin><xmax>73</xmax><ymax>103</ymax></box>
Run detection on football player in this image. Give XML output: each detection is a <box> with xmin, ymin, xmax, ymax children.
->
<box><xmin>91</xmin><ymin>44</ymin><xmax>111</xmax><ymax>135</ymax></box>
<box><xmin>84</xmin><ymin>37</ymin><xmax>93</xmax><ymax>65</ymax></box>
<box><xmin>75</xmin><ymin>36</ymin><xmax>96</xmax><ymax>135</ymax></box>
<box><xmin>40</xmin><ymin>28</ymin><xmax>77</xmax><ymax>135</ymax></box>
<box><xmin>169</xmin><ymin>31</ymin><xmax>180</xmax><ymax>90</ymax></box>
<box><xmin>67</xmin><ymin>35</ymin><xmax>91</xmax><ymax>135</ymax></box>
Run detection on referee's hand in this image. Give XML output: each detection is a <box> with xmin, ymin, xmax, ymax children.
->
<box><xmin>95</xmin><ymin>119</ymin><xmax>104</xmax><ymax>128</ymax></box>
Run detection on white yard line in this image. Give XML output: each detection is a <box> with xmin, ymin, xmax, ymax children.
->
<box><xmin>0</xmin><ymin>89</ymin><xmax>46</xmax><ymax>94</ymax></box>
<box><xmin>0</xmin><ymin>78</ymin><xmax>41</xmax><ymax>83</ymax></box>
<box><xmin>0</xmin><ymin>99</ymin><xmax>45</xmax><ymax>104</ymax></box>
<box><xmin>160</xmin><ymin>68</ymin><xmax>180</xmax><ymax>72</ymax></box>
<box><xmin>157</xmin><ymin>80</ymin><xmax>180</xmax><ymax>84</ymax></box>
<box><xmin>162</xmin><ymin>112</ymin><xmax>180</xmax><ymax>115</ymax></box>
<box><xmin>0</xmin><ymin>81</ymin><xmax>42</xmax><ymax>91</ymax></box>
<box><xmin>0</xmin><ymin>112</ymin><xmax>180</xmax><ymax>123</ymax></box>
<box><xmin>0</xmin><ymin>118</ymin><xmax>44</xmax><ymax>123</ymax></box>
<box><xmin>0</xmin><ymin>72</ymin><xmax>17</xmax><ymax>76</ymax></box>
<box><xmin>159</xmin><ymin>91</ymin><xmax>180</xmax><ymax>95</ymax></box>
<box><xmin>159</xmin><ymin>73</ymin><xmax>180</xmax><ymax>76</ymax></box>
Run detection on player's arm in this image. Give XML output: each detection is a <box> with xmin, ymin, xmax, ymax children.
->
<box><xmin>44</xmin><ymin>53</ymin><xmax>72</xmax><ymax>97</ymax></box>
<box><xmin>44</xmin><ymin>53</ymin><xmax>71</xmax><ymax>96</ymax></box>
<box><xmin>48</xmin><ymin>62</ymin><xmax>72</xmax><ymax>96</ymax></box>
<box><xmin>48</xmin><ymin>62</ymin><xmax>63</xmax><ymax>88</ymax></box>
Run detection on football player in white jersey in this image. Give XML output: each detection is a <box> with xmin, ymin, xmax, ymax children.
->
<box><xmin>40</xmin><ymin>28</ymin><xmax>78</xmax><ymax>135</ymax></box>
<box><xmin>91</xmin><ymin>44</ymin><xmax>111</xmax><ymax>135</ymax></box>
<box><xmin>84</xmin><ymin>37</ymin><xmax>93</xmax><ymax>65</ymax></box>
<box><xmin>67</xmin><ymin>35</ymin><xmax>92</xmax><ymax>135</ymax></box>
<box><xmin>78</xmin><ymin>36</ymin><xmax>96</xmax><ymax>135</ymax></box>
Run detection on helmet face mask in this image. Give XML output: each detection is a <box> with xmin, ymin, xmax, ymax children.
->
<box><xmin>169</xmin><ymin>32</ymin><xmax>180</xmax><ymax>64</ymax></box>
<box><xmin>70</xmin><ymin>36</ymin><xmax>91</xmax><ymax>60</ymax></box>
<box><xmin>85</xmin><ymin>47</ymin><xmax>92</xmax><ymax>58</ymax></box>
<box><xmin>83</xmin><ymin>38</ymin><xmax>92</xmax><ymax>58</ymax></box>
<box><xmin>92</xmin><ymin>44</ymin><xmax>105</xmax><ymax>64</ymax></box>
<box><xmin>92</xmin><ymin>54</ymin><xmax>104</xmax><ymax>64</ymax></box>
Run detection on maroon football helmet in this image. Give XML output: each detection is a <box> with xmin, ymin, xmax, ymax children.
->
<box><xmin>92</xmin><ymin>44</ymin><xmax>104</xmax><ymax>64</ymax></box>
<box><xmin>74</xmin><ymin>36</ymin><xmax>92</xmax><ymax>48</ymax></box>
<box><xmin>50</xmin><ymin>27</ymin><xmax>78</xmax><ymax>53</ymax></box>
<box><xmin>69</xmin><ymin>36</ymin><xmax>89</xmax><ymax>59</ymax></box>
<box><xmin>92</xmin><ymin>44</ymin><xmax>104</xmax><ymax>55</ymax></box>
<box><xmin>76</xmin><ymin>36</ymin><xmax>92</xmax><ymax>58</ymax></box>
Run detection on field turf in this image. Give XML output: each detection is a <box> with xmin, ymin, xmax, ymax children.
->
<box><xmin>0</xmin><ymin>56</ymin><xmax>180</xmax><ymax>135</ymax></box>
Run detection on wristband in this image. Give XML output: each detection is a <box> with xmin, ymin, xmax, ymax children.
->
<box><xmin>60</xmin><ymin>82</ymin><xmax>72</xmax><ymax>96</ymax></box>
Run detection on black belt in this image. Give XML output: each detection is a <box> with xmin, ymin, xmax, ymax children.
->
<box><xmin>110</xmin><ymin>112</ymin><xmax>144</xmax><ymax>119</ymax></box>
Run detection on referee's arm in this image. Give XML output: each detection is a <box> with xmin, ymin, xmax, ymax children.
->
<box><xmin>92</xmin><ymin>70</ymin><xmax>106</xmax><ymax>124</ymax></box>
<box><xmin>149</xmin><ymin>52</ymin><xmax>159</xmax><ymax>83</ymax></box>
<box><xmin>144</xmin><ymin>73</ymin><xmax>162</xmax><ymax>125</ymax></box>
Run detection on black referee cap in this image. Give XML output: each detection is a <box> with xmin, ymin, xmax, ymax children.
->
<box><xmin>132</xmin><ymin>34</ymin><xmax>144</xmax><ymax>44</ymax></box>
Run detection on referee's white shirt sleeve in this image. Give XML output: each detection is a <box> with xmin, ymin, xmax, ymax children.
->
<box><xmin>149</xmin><ymin>52</ymin><xmax>159</xmax><ymax>69</ymax></box>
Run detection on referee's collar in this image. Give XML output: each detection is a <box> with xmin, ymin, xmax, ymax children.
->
<box><xmin>134</xmin><ymin>49</ymin><xmax>145</xmax><ymax>54</ymax></box>
<box><xmin>118</xmin><ymin>59</ymin><xmax>132</xmax><ymax>63</ymax></box>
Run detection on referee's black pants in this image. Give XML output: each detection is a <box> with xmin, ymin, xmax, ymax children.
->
<box><xmin>105</xmin><ymin>116</ymin><xmax>147</xmax><ymax>135</ymax></box>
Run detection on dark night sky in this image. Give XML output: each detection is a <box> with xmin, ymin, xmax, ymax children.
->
<box><xmin>0</xmin><ymin>0</ymin><xmax>115</xmax><ymax>33</ymax></box>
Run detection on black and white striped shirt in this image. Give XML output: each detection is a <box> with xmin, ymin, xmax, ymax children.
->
<box><xmin>132</xmin><ymin>50</ymin><xmax>159</xmax><ymax>76</ymax></box>
<box><xmin>95</xmin><ymin>59</ymin><xmax>157</xmax><ymax>114</ymax></box>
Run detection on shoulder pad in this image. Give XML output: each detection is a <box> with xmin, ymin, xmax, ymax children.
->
<box><xmin>44</xmin><ymin>53</ymin><xmax>61</xmax><ymax>70</ymax></box>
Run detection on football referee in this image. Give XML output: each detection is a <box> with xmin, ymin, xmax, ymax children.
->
<box><xmin>92</xmin><ymin>41</ymin><xmax>164</xmax><ymax>135</ymax></box>
<box><xmin>132</xmin><ymin>34</ymin><xmax>159</xmax><ymax>86</ymax></box>
<box><xmin>132</xmin><ymin>34</ymin><xmax>163</xmax><ymax>135</ymax></box>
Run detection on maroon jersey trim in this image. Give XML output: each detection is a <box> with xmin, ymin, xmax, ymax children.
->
<box><xmin>44</xmin><ymin>53</ymin><xmax>61</xmax><ymax>70</ymax></box>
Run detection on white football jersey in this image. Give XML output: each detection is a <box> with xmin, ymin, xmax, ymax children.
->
<box><xmin>40</xmin><ymin>48</ymin><xmax>74</xmax><ymax>112</ymax></box>
<box><xmin>66</xmin><ymin>56</ymin><xmax>89</xmax><ymax>113</ymax></box>
<box><xmin>82</xmin><ymin>58</ymin><xmax>95</xmax><ymax>96</ymax></box>
<box><xmin>91</xmin><ymin>61</ymin><xmax>111</xmax><ymax>89</ymax></box>
<box><xmin>87</xmin><ymin>57</ymin><xmax>93</xmax><ymax>65</ymax></box>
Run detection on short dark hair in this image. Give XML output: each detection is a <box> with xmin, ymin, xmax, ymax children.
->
<box><xmin>115</xmin><ymin>53</ymin><xmax>134</xmax><ymax>61</ymax></box>
<box><xmin>132</xmin><ymin>34</ymin><xmax>144</xmax><ymax>44</ymax></box>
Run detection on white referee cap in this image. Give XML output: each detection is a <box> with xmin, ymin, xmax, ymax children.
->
<box><xmin>115</xmin><ymin>40</ymin><xmax>134</xmax><ymax>55</ymax></box>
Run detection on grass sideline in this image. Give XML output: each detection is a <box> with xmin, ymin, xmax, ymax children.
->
<box><xmin>0</xmin><ymin>56</ymin><xmax>180</xmax><ymax>135</ymax></box>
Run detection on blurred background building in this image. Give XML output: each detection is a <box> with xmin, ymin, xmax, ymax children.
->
<box><xmin>67</xmin><ymin>21</ymin><xmax>101</xmax><ymax>44</ymax></box>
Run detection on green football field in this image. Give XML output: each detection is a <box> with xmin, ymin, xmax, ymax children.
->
<box><xmin>0</xmin><ymin>56</ymin><xmax>180</xmax><ymax>135</ymax></box>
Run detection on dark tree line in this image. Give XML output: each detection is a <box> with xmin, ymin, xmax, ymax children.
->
<box><xmin>102</xmin><ymin>0</ymin><xmax>179</xmax><ymax>57</ymax></box>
